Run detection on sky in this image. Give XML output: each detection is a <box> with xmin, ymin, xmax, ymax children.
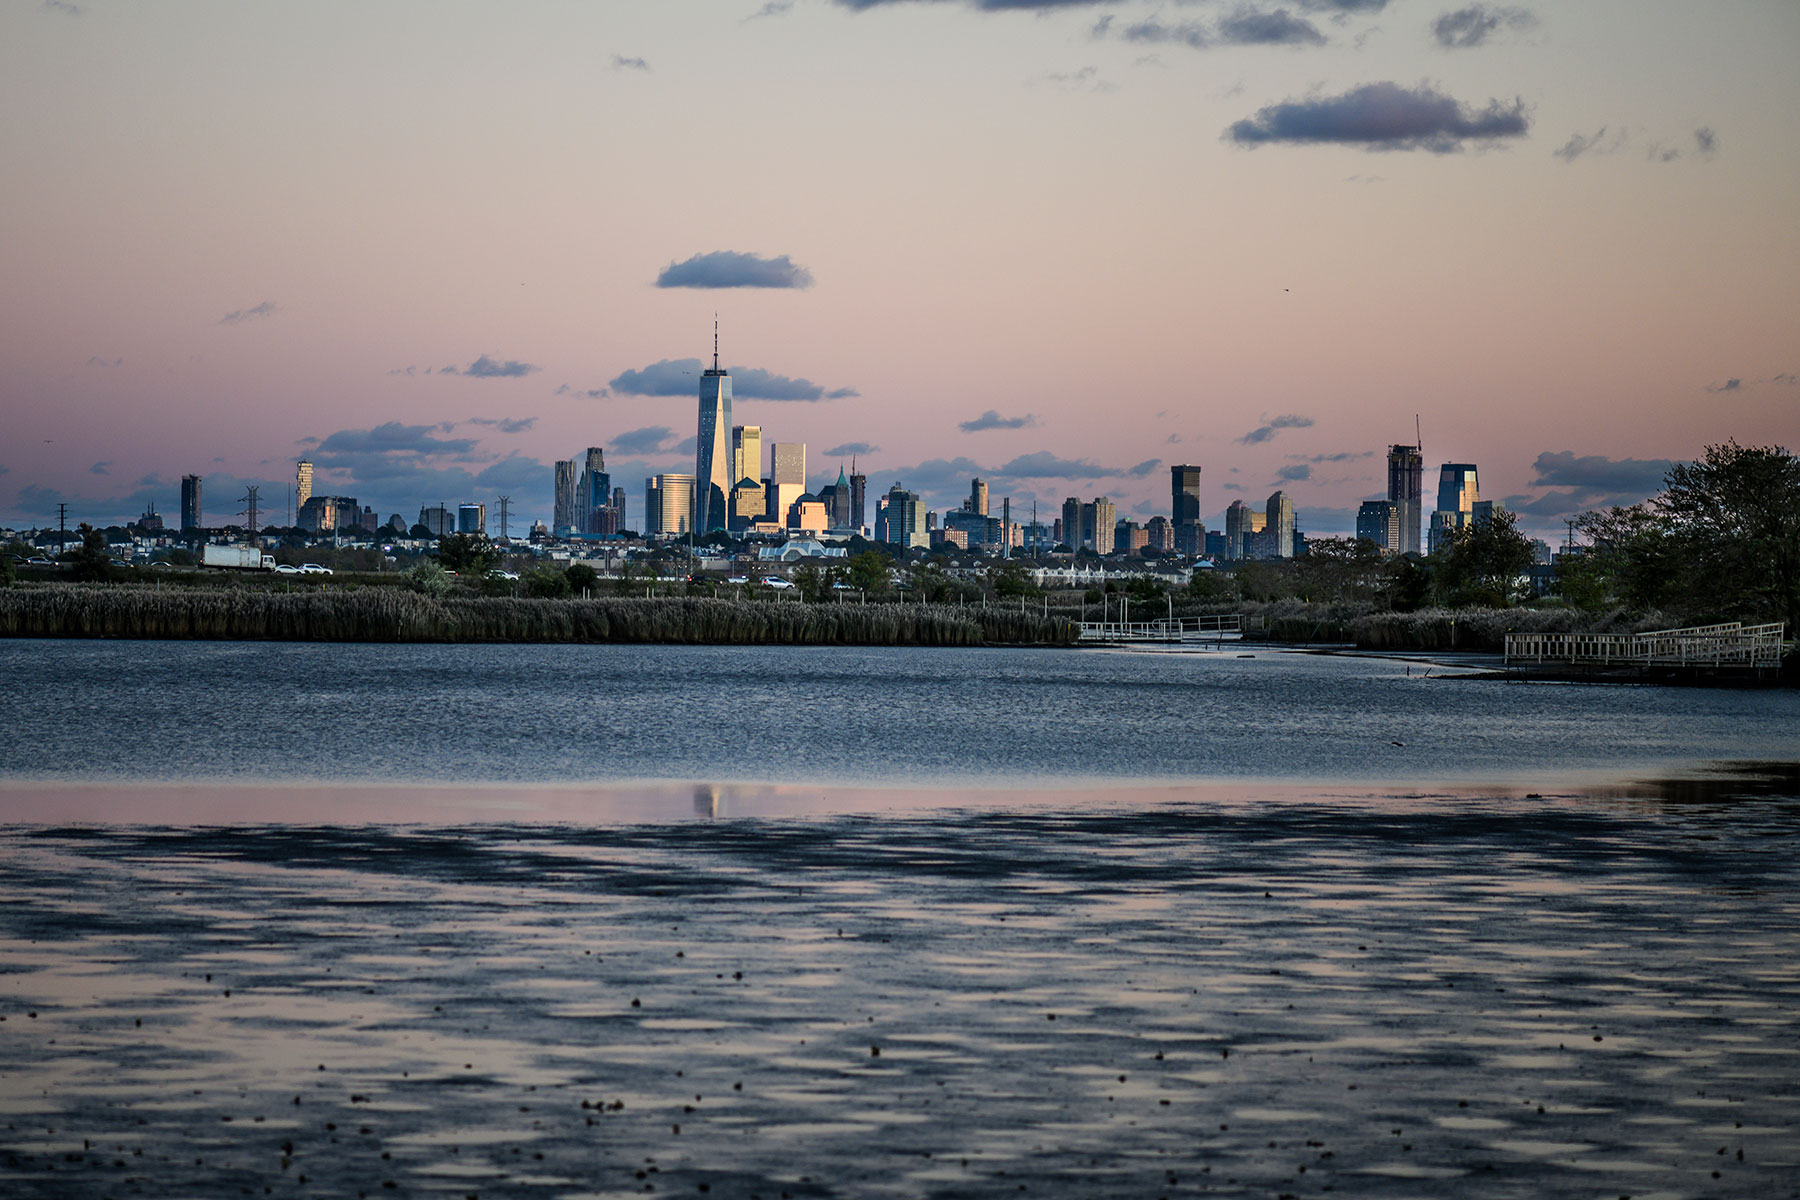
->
<box><xmin>2</xmin><ymin>0</ymin><xmax>1796</xmax><ymax>540</ymax></box>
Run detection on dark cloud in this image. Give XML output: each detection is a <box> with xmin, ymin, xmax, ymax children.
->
<box><xmin>1276</xmin><ymin>463</ymin><xmax>1312</xmax><ymax>481</ymax></box>
<box><xmin>876</xmin><ymin>457</ymin><xmax>990</xmax><ymax>511</ymax></box>
<box><xmin>42</xmin><ymin>1</ymin><xmax>84</xmax><ymax>17</ymax></box>
<box><xmin>219</xmin><ymin>301</ymin><xmax>276</xmax><ymax>325</ymax></box>
<box><xmin>1237</xmin><ymin>413</ymin><xmax>1314</xmax><ymax>444</ymax></box>
<box><xmin>825</xmin><ymin>442</ymin><xmax>880</xmax><ymax>457</ymax></box>
<box><xmin>314</xmin><ymin>422</ymin><xmax>477</xmax><ymax>458</ymax></box>
<box><xmin>995</xmin><ymin>451</ymin><xmax>1129</xmax><ymax>479</ymax></box>
<box><xmin>1290</xmin><ymin>450</ymin><xmax>1374</xmax><ymax>463</ymax></box>
<box><xmin>654</xmin><ymin>251</ymin><xmax>814</xmax><ymax>290</ymax></box>
<box><xmin>1431</xmin><ymin>5</ymin><xmax>1536</xmax><ymax>48</ymax></box>
<box><xmin>1218</xmin><ymin>8</ymin><xmax>1327</xmax><ymax>46</ymax></box>
<box><xmin>1529</xmin><ymin>451</ymin><xmax>1673</xmax><ymax>496</ymax></box>
<box><xmin>1226</xmin><ymin>82</ymin><xmax>1530</xmax><ymax>152</ymax></box>
<box><xmin>1647</xmin><ymin>128</ymin><xmax>1719</xmax><ymax>164</ymax></box>
<box><xmin>458</xmin><ymin>354</ymin><xmax>539</xmax><ymax>378</ymax></box>
<box><xmin>1294</xmin><ymin>505</ymin><xmax>1359</xmax><ymax>536</ymax></box>
<box><xmin>89</xmin><ymin>461</ymin><xmax>111</xmax><ymax>476</ymax></box>
<box><xmin>465</xmin><ymin>417</ymin><xmax>537</xmax><ymax>433</ymax></box>
<box><xmin>1706</xmin><ymin>378</ymin><xmax>1742</xmax><ymax>394</ymax></box>
<box><xmin>612</xmin><ymin>55</ymin><xmax>650</xmax><ymax>71</ymax></box>
<box><xmin>85</xmin><ymin>356</ymin><xmax>123</xmax><ymax>368</ymax></box>
<box><xmin>747</xmin><ymin>1</ymin><xmax>794</xmax><ymax>18</ymax></box>
<box><xmin>1693</xmin><ymin>126</ymin><xmax>1719</xmax><ymax>158</ymax></box>
<box><xmin>1120</xmin><ymin>18</ymin><xmax>1210</xmax><ymax>49</ymax></box>
<box><xmin>1127</xmin><ymin>458</ymin><xmax>1162</xmax><ymax>477</ymax></box>
<box><xmin>610</xmin><ymin>426</ymin><xmax>678</xmax><ymax>456</ymax></box>
<box><xmin>1553</xmin><ymin>125</ymin><xmax>1627</xmax><ymax>163</ymax></box>
<box><xmin>1032</xmin><ymin>65</ymin><xmax>1114</xmax><ymax>91</ymax></box>
<box><xmin>959</xmin><ymin>409</ymin><xmax>1037</xmax><ymax>432</ymax></box>
<box><xmin>1773</xmin><ymin>373</ymin><xmax>1797</xmax><ymax>386</ymax></box>
<box><xmin>0</xmin><ymin>464</ymin><xmax>10</xmax><ymax>475</ymax></box>
<box><xmin>607</xmin><ymin>357</ymin><xmax>854</xmax><ymax>401</ymax></box>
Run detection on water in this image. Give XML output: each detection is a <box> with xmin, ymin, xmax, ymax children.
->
<box><xmin>2</xmin><ymin>638</ymin><xmax>1797</xmax><ymax>1197</ymax></box>
<box><xmin>1</xmin><ymin>640</ymin><xmax>1795</xmax><ymax>787</ymax></box>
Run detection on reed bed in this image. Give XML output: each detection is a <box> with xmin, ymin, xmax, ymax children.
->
<box><xmin>0</xmin><ymin>585</ymin><xmax>1077</xmax><ymax>647</ymax></box>
<box><xmin>1346</xmin><ymin>606</ymin><xmax>1667</xmax><ymax>652</ymax></box>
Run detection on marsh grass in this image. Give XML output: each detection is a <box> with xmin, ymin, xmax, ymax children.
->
<box><xmin>0</xmin><ymin>584</ymin><xmax>1076</xmax><ymax>646</ymax></box>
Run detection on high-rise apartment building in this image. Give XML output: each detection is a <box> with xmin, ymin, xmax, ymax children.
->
<box><xmin>969</xmin><ymin>477</ymin><xmax>988</xmax><ymax>516</ymax></box>
<box><xmin>646</xmin><ymin>473</ymin><xmax>695</xmax><ymax>536</ymax></box>
<box><xmin>1224</xmin><ymin>499</ymin><xmax>1251</xmax><ymax>560</ymax></box>
<box><xmin>882</xmin><ymin>484</ymin><xmax>927</xmax><ymax>550</ymax></box>
<box><xmin>553</xmin><ymin>460</ymin><xmax>579</xmax><ymax>535</ymax></box>
<box><xmin>731</xmin><ymin>425</ymin><xmax>761</xmax><ymax>489</ymax></box>
<box><xmin>612</xmin><ymin>486</ymin><xmax>627</xmax><ymax>532</ymax></box>
<box><xmin>1061</xmin><ymin>497</ymin><xmax>1083</xmax><ymax>550</ymax></box>
<box><xmin>295</xmin><ymin>460</ymin><xmax>313</xmax><ymax>512</ymax></box>
<box><xmin>180</xmin><ymin>475</ymin><xmax>203</xmax><ymax>531</ymax></box>
<box><xmin>1266</xmin><ymin>491</ymin><xmax>1295</xmax><ymax>558</ymax></box>
<box><xmin>1089</xmin><ymin>496</ymin><xmax>1117</xmax><ymax>555</ymax></box>
<box><xmin>580</xmin><ymin>448</ymin><xmax>609</xmax><ymax>535</ymax></box>
<box><xmin>1145</xmin><ymin>515</ymin><xmax>1174</xmax><ymax>553</ymax></box>
<box><xmin>1387</xmin><ymin>443</ymin><xmax>1424</xmax><ymax>556</ymax></box>
<box><xmin>695</xmin><ymin>327</ymin><xmax>733</xmax><ymax>532</ymax></box>
<box><xmin>1356</xmin><ymin>500</ymin><xmax>1402</xmax><ymax>553</ymax></box>
<box><xmin>849</xmin><ymin>467</ymin><xmax>866</xmax><ymax>530</ymax></box>
<box><xmin>770</xmin><ymin>442</ymin><xmax>806</xmax><ymax>526</ymax></box>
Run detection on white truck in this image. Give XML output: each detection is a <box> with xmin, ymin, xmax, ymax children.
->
<box><xmin>202</xmin><ymin>545</ymin><xmax>276</xmax><ymax>570</ymax></box>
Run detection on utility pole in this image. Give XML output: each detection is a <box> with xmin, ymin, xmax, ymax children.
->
<box><xmin>497</xmin><ymin>495</ymin><xmax>511</xmax><ymax>544</ymax></box>
<box><xmin>56</xmin><ymin>503</ymin><xmax>69</xmax><ymax>556</ymax></box>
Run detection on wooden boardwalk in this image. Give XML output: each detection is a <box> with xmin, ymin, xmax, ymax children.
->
<box><xmin>1078</xmin><ymin>614</ymin><xmax>1247</xmax><ymax>644</ymax></box>
<box><xmin>1504</xmin><ymin>621</ymin><xmax>1788</xmax><ymax>674</ymax></box>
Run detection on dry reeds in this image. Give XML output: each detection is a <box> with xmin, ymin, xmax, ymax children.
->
<box><xmin>0</xmin><ymin>585</ymin><xmax>1077</xmax><ymax>647</ymax></box>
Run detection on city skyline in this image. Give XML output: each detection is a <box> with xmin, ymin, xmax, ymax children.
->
<box><xmin>2</xmin><ymin>2</ymin><xmax>1795</xmax><ymax>537</ymax></box>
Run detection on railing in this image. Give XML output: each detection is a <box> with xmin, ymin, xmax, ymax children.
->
<box><xmin>1078</xmin><ymin>615</ymin><xmax>1246</xmax><ymax>643</ymax></box>
<box><xmin>1504</xmin><ymin>622</ymin><xmax>1787</xmax><ymax>670</ymax></box>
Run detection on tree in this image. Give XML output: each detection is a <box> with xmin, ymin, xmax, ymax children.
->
<box><xmin>1658</xmin><ymin>441</ymin><xmax>1800</xmax><ymax>628</ymax></box>
<box><xmin>437</xmin><ymin>532</ymin><xmax>499</xmax><ymax>575</ymax></box>
<box><xmin>65</xmin><ymin>523</ymin><xmax>114</xmax><ymax>582</ymax></box>
<box><xmin>405</xmin><ymin>561</ymin><xmax>453</xmax><ymax>597</ymax></box>
<box><xmin>524</xmin><ymin>566</ymin><xmax>573</xmax><ymax>598</ymax></box>
<box><xmin>989</xmin><ymin>561</ymin><xmax>1038</xmax><ymax>598</ymax></box>
<box><xmin>846</xmin><ymin>550</ymin><xmax>888</xmax><ymax>595</ymax></box>
<box><xmin>0</xmin><ymin>553</ymin><xmax>13</xmax><ymax>588</ymax></box>
<box><xmin>1432</xmin><ymin>511</ymin><xmax>1535</xmax><ymax>606</ymax></box>
<box><xmin>565</xmin><ymin>563</ymin><xmax>598</xmax><ymax>595</ymax></box>
<box><xmin>792</xmin><ymin>562</ymin><xmax>826</xmax><ymax>602</ymax></box>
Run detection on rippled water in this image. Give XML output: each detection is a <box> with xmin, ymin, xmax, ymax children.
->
<box><xmin>1</xmin><ymin>640</ymin><xmax>1796</xmax><ymax>785</ymax></box>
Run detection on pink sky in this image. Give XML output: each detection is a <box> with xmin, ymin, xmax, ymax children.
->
<box><xmin>2</xmin><ymin>0</ymin><xmax>1795</xmax><ymax>538</ymax></box>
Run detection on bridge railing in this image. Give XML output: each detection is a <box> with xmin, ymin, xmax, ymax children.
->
<box><xmin>1504</xmin><ymin>622</ymin><xmax>1787</xmax><ymax>670</ymax></box>
<box><xmin>1077</xmin><ymin>615</ymin><xmax>1246</xmax><ymax>642</ymax></box>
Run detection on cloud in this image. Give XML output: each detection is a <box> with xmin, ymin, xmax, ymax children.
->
<box><xmin>1127</xmin><ymin>458</ymin><xmax>1162</xmax><ymax>477</ymax></box>
<box><xmin>607</xmin><ymin>357</ymin><xmax>854</xmax><ymax>401</ymax></box>
<box><xmin>461</xmin><ymin>354</ymin><xmax>539</xmax><ymax>378</ymax></box>
<box><xmin>825</xmin><ymin>442</ymin><xmax>880</xmax><ymax>457</ymax></box>
<box><xmin>1237</xmin><ymin>413</ymin><xmax>1314</xmax><ymax>444</ymax></box>
<box><xmin>1119</xmin><ymin>19</ymin><xmax>1211</xmax><ymax>49</ymax></box>
<box><xmin>1226</xmin><ymin>81</ymin><xmax>1530</xmax><ymax>152</ymax></box>
<box><xmin>1276</xmin><ymin>463</ymin><xmax>1312</xmax><ymax>481</ymax></box>
<box><xmin>654</xmin><ymin>251</ymin><xmax>814</xmax><ymax>290</ymax></box>
<box><xmin>314</xmin><ymin>422</ymin><xmax>477</xmax><ymax>458</ymax></box>
<box><xmin>994</xmin><ymin>451</ymin><xmax>1130</xmax><ymax>480</ymax></box>
<box><xmin>0</xmin><ymin>464</ymin><xmax>9</xmax><ymax>475</ymax></box>
<box><xmin>612</xmin><ymin>55</ymin><xmax>650</xmax><ymax>71</ymax></box>
<box><xmin>42</xmin><ymin>1</ymin><xmax>83</xmax><ymax>16</ymax></box>
<box><xmin>959</xmin><ymin>409</ymin><xmax>1037</xmax><ymax>432</ymax></box>
<box><xmin>1431</xmin><ymin>5</ymin><xmax>1535</xmax><ymax>48</ymax></box>
<box><xmin>1529</xmin><ymin>451</ymin><xmax>1673</xmax><ymax>496</ymax></box>
<box><xmin>1290</xmin><ymin>450</ymin><xmax>1374</xmax><ymax>463</ymax></box>
<box><xmin>1031</xmin><ymin>65</ymin><xmax>1115</xmax><ymax>91</ymax></box>
<box><xmin>609</xmin><ymin>426</ymin><xmax>678</xmax><ymax>456</ymax></box>
<box><xmin>85</xmin><ymin>355</ymin><xmax>123</xmax><ymax>368</ymax></box>
<box><xmin>1648</xmin><ymin>127</ymin><xmax>1720</xmax><ymax>164</ymax></box>
<box><xmin>1706</xmin><ymin>378</ymin><xmax>1742</xmax><ymax>394</ymax></box>
<box><xmin>1774</xmin><ymin>373</ymin><xmax>1797</xmax><ymax>386</ymax></box>
<box><xmin>1693</xmin><ymin>126</ymin><xmax>1719</xmax><ymax>158</ymax></box>
<box><xmin>1218</xmin><ymin>8</ymin><xmax>1327</xmax><ymax>46</ymax></box>
<box><xmin>1553</xmin><ymin>125</ymin><xmax>1627</xmax><ymax>163</ymax></box>
<box><xmin>467</xmin><ymin>417</ymin><xmax>537</xmax><ymax>433</ymax></box>
<box><xmin>219</xmin><ymin>301</ymin><xmax>276</xmax><ymax>324</ymax></box>
<box><xmin>90</xmin><ymin>461</ymin><xmax>111</xmax><ymax>476</ymax></box>
<box><xmin>746</xmin><ymin>1</ymin><xmax>794</xmax><ymax>18</ymax></box>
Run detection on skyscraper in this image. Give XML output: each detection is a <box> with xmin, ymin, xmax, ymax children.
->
<box><xmin>1357</xmin><ymin>500</ymin><xmax>1402</xmax><ymax>553</ymax></box>
<box><xmin>770</xmin><ymin>442</ymin><xmax>806</xmax><ymax>526</ymax></box>
<box><xmin>1429</xmin><ymin>463</ymin><xmax>1480</xmax><ymax>552</ymax></box>
<box><xmin>553</xmin><ymin>460</ymin><xmax>578</xmax><ymax>535</ymax></box>
<box><xmin>1224</xmin><ymin>499</ymin><xmax>1254</xmax><ymax>560</ymax></box>
<box><xmin>580</xmin><ymin>447</ymin><xmax>609</xmax><ymax>535</ymax></box>
<box><xmin>646</xmin><ymin>473</ymin><xmax>695</xmax><ymax>536</ymax></box>
<box><xmin>883</xmin><ymin>484</ymin><xmax>926</xmax><ymax>550</ymax></box>
<box><xmin>180</xmin><ymin>475</ymin><xmax>202</xmax><ymax>532</ymax></box>
<box><xmin>969</xmin><ymin>477</ymin><xmax>988</xmax><ymax>516</ymax></box>
<box><xmin>1061</xmin><ymin>497</ymin><xmax>1083</xmax><ymax>550</ymax></box>
<box><xmin>731</xmin><ymin>425</ymin><xmax>761</xmax><ymax>489</ymax></box>
<box><xmin>1171</xmin><ymin>465</ymin><xmax>1202</xmax><ymax>555</ymax></box>
<box><xmin>1266</xmin><ymin>491</ymin><xmax>1295</xmax><ymax>558</ymax></box>
<box><xmin>695</xmin><ymin>323</ymin><xmax>733</xmax><ymax>532</ymax></box>
<box><xmin>1387</xmin><ymin>443</ymin><xmax>1424</xmax><ymax>557</ymax></box>
<box><xmin>1089</xmin><ymin>496</ymin><xmax>1117</xmax><ymax>555</ymax></box>
<box><xmin>295</xmin><ymin>460</ymin><xmax>313</xmax><ymax>512</ymax></box>
<box><xmin>849</xmin><ymin>460</ymin><xmax>866</xmax><ymax>530</ymax></box>
<box><xmin>831</xmin><ymin>464</ymin><xmax>852</xmax><ymax>528</ymax></box>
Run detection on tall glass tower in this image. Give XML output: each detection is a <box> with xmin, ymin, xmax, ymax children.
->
<box><xmin>695</xmin><ymin>320</ymin><xmax>733</xmax><ymax>532</ymax></box>
<box><xmin>1387</xmin><ymin>443</ymin><xmax>1424</xmax><ymax>556</ymax></box>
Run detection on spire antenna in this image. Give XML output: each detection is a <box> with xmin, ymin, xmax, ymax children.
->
<box><xmin>1415</xmin><ymin>413</ymin><xmax>1421</xmax><ymax>451</ymax></box>
<box><xmin>713</xmin><ymin>314</ymin><xmax>719</xmax><ymax>372</ymax></box>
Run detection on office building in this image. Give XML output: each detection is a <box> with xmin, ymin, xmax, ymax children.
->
<box><xmin>1088</xmin><ymin>497</ymin><xmax>1117</xmax><ymax>555</ymax></box>
<box><xmin>882</xmin><ymin>484</ymin><xmax>927</xmax><ymax>550</ymax></box>
<box><xmin>1224</xmin><ymin>499</ymin><xmax>1251</xmax><ymax>560</ymax></box>
<box><xmin>1266</xmin><ymin>491</ymin><xmax>1295</xmax><ymax>558</ymax></box>
<box><xmin>1061</xmin><ymin>497</ymin><xmax>1083</xmax><ymax>550</ymax></box>
<box><xmin>180</xmin><ymin>474</ymin><xmax>202</xmax><ymax>531</ymax></box>
<box><xmin>1171</xmin><ymin>465</ymin><xmax>1203</xmax><ymax>554</ymax></box>
<box><xmin>770</xmin><ymin>442</ymin><xmax>806</xmax><ymax>526</ymax></box>
<box><xmin>457</xmin><ymin>503</ymin><xmax>486</xmax><ymax>536</ymax></box>
<box><xmin>418</xmin><ymin>504</ymin><xmax>452</xmax><ymax>536</ymax></box>
<box><xmin>695</xmin><ymin>329</ymin><xmax>732</xmax><ymax>531</ymax></box>
<box><xmin>295</xmin><ymin>460</ymin><xmax>313</xmax><ymax>512</ymax></box>
<box><xmin>553</xmin><ymin>459</ymin><xmax>579</xmax><ymax>535</ymax></box>
<box><xmin>730</xmin><ymin>479</ymin><xmax>766</xmax><ymax>530</ymax></box>
<box><xmin>968</xmin><ymin>477</ymin><xmax>988</xmax><ymax>517</ymax></box>
<box><xmin>580</xmin><ymin>448</ymin><xmax>609</xmax><ymax>536</ymax></box>
<box><xmin>829</xmin><ymin>464</ymin><xmax>852</xmax><ymax>528</ymax></box>
<box><xmin>1428</xmin><ymin>463</ymin><xmax>1480</xmax><ymax>552</ymax></box>
<box><xmin>1145</xmin><ymin>515</ymin><xmax>1174</xmax><ymax>553</ymax></box>
<box><xmin>731</xmin><ymin>425</ymin><xmax>762</xmax><ymax>492</ymax></box>
<box><xmin>299</xmin><ymin>495</ymin><xmax>361</xmax><ymax>533</ymax></box>
<box><xmin>646</xmin><ymin>473</ymin><xmax>695</xmax><ymax>537</ymax></box>
<box><xmin>1116</xmin><ymin>521</ymin><xmax>1148</xmax><ymax>554</ymax></box>
<box><xmin>1387</xmin><ymin>443</ymin><xmax>1424</xmax><ymax>556</ymax></box>
<box><xmin>1357</xmin><ymin>500</ymin><xmax>1402</xmax><ymax>553</ymax></box>
<box><xmin>849</xmin><ymin>466</ymin><xmax>866</xmax><ymax>530</ymax></box>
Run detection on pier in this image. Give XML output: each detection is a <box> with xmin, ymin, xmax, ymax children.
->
<box><xmin>1077</xmin><ymin>614</ymin><xmax>1249</xmax><ymax>644</ymax></box>
<box><xmin>1504</xmin><ymin>621</ymin><xmax>1789</xmax><ymax>681</ymax></box>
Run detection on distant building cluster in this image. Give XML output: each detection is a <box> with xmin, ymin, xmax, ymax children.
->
<box><xmin>1355</xmin><ymin>443</ymin><xmax>1506</xmax><ymax>556</ymax></box>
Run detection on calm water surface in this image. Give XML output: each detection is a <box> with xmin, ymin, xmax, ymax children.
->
<box><xmin>1</xmin><ymin>640</ymin><xmax>1795</xmax><ymax>786</ymax></box>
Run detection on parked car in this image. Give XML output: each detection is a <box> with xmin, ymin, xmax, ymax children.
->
<box><xmin>762</xmin><ymin>575</ymin><xmax>795</xmax><ymax>590</ymax></box>
<box><xmin>488</xmin><ymin>570</ymin><xmax>520</xmax><ymax>581</ymax></box>
<box><xmin>274</xmin><ymin>563</ymin><xmax>300</xmax><ymax>574</ymax></box>
<box><xmin>726</xmin><ymin>575</ymin><xmax>749</xmax><ymax>585</ymax></box>
<box><xmin>298</xmin><ymin>563</ymin><xmax>332</xmax><ymax>575</ymax></box>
